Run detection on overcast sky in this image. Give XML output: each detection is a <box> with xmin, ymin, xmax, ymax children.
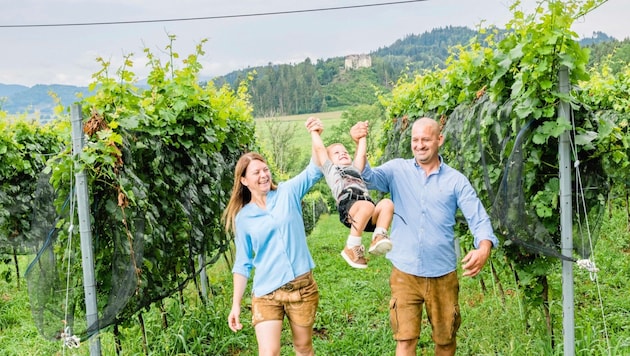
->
<box><xmin>1</xmin><ymin>0</ymin><xmax>627</xmax><ymax>87</ymax></box>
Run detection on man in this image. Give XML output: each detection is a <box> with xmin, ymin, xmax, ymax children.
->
<box><xmin>351</xmin><ymin>117</ymin><xmax>498</xmax><ymax>356</ymax></box>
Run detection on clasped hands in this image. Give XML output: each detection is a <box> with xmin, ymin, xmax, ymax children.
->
<box><xmin>350</xmin><ymin>120</ymin><xmax>369</xmax><ymax>142</ymax></box>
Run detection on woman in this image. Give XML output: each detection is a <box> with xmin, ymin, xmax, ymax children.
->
<box><xmin>223</xmin><ymin>117</ymin><xmax>323</xmax><ymax>356</ymax></box>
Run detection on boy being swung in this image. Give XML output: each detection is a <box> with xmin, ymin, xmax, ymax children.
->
<box><xmin>307</xmin><ymin>118</ymin><xmax>394</xmax><ymax>268</ymax></box>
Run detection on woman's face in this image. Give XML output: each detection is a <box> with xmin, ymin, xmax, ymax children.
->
<box><xmin>240</xmin><ymin>159</ymin><xmax>272</xmax><ymax>195</ymax></box>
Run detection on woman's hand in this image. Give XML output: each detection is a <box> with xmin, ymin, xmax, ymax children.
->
<box><xmin>305</xmin><ymin>116</ymin><xmax>323</xmax><ymax>134</ymax></box>
<box><xmin>228</xmin><ymin>304</ymin><xmax>243</xmax><ymax>332</ymax></box>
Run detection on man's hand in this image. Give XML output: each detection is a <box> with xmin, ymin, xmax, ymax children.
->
<box><xmin>350</xmin><ymin>121</ymin><xmax>369</xmax><ymax>143</ymax></box>
<box><xmin>461</xmin><ymin>240</ymin><xmax>492</xmax><ymax>277</ymax></box>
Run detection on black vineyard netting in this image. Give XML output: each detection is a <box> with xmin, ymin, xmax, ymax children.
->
<box><xmin>22</xmin><ymin>125</ymin><xmax>238</xmax><ymax>344</ymax></box>
<box><xmin>23</xmin><ymin>162</ymin><xmax>149</xmax><ymax>342</ymax></box>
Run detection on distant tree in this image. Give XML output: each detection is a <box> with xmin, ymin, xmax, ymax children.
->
<box><xmin>316</xmin><ymin>58</ymin><xmax>341</xmax><ymax>85</ymax></box>
<box><xmin>579</xmin><ymin>30</ymin><xmax>616</xmax><ymax>46</ymax></box>
<box><xmin>311</xmin><ymin>90</ymin><xmax>323</xmax><ymax>113</ymax></box>
<box><xmin>262</xmin><ymin>117</ymin><xmax>300</xmax><ymax>175</ymax></box>
<box><xmin>586</xmin><ymin>38</ymin><xmax>630</xmax><ymax>72</ymax></box>
<box><xmin>326</xmin><ymin>104</ymin><xmax>385</xmax><ymax>161</ymax></box>
<box><xmin>610</xmin><ymin>41</ymin><xmax>630</xmax><ymax>70</ymax></box>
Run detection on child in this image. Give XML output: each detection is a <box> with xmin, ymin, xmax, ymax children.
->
<box><xmin>307</xmin><ymin>118</ymin><xmax>394</xmax><ymax>269</ymax></box>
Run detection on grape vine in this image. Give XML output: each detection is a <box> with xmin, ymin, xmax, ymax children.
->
<box><xmin>28</xmin><ymin>36</ymin><xmax>258</xmax><ymax>339</ymax></box>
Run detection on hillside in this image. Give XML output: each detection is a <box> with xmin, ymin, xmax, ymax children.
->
<box><xmin>0</xmin><ymin>27</ymin><xmax>624</xmax><ymax>119</ymax></box>
<box><xmin>0</xmin><ymin>84</ymin><xmax>92</xmax><ymax>120</ymax></box>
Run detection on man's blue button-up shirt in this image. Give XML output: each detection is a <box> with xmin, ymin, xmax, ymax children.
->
<box><xmin>362</xmin><ymin>157</ymin><xmax>498</xmax><ymax>277</ymax></box>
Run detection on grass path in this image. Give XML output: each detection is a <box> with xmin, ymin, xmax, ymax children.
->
<box><xmin>2</xmin><ymin>209</ymin><xmax>629</xmax><ymax>355</ymax></box>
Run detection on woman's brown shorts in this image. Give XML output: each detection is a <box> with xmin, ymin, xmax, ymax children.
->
<box><xmin>251</xmin><ymin>271</ymin><xmax>319</xmax><ymax>327</ymax></box>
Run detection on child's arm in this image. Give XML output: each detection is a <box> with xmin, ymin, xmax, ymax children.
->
<box><xmin>306</xmin><ymin>117</ymin><xmax>328</xmax><ymax>167</ymax></box>
<box><xmin>310</xmin><ymin>130</ymin><xmax>329</xmax><ymax>168</ymax></box>
<box><xmin>353</xmin><ymin>122</ymin><xmax>368</xmax><ymax>171</ymax></box>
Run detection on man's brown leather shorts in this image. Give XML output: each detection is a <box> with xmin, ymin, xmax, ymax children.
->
<box><xmin>389</xmin><ymin>268</ymin><xmax>461</xmax><ymax>345</ymax></box>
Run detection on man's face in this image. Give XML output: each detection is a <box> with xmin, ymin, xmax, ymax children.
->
<box><xmin>411</xmin><ymin>121</ymin><xmax>443</xmax><ymax>165</ymax></box>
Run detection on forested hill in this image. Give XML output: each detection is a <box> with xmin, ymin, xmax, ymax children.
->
<box><xmin>214</xmin><ymin>27</ymin><xmax>627</xmax><ymax>117</ymax></box>
<box><xmin>0</xmin><ymin>84</ymin><xmax>92</xmax><ymax>118</ymax></box>
<box><xmin>1</xmin><ymin>26</ymin><xmax>626</xmax><ymax>119</ymax></box>
<box><xmin>214</xmin><ymin>26</ymin><xmax>487</xmax><ymax>117</ymax></box>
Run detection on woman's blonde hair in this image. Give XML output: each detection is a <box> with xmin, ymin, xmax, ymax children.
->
<box><xmin>222</xmin><ymin>152</ymin><xmax>277</xmax><ymax>235</ymax></box>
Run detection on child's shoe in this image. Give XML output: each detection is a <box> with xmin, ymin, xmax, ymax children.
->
<box><xmin>341</xmin><ymin>245</ymin><xmax>368</xmax><ymax>268</ymax></box>
<box><xmin>368</xmin><ymin>233</ymin><xmax>392</xmax><ymax>255</ymax></box>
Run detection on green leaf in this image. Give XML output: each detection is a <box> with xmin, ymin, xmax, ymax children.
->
<box><xmin>574</xmin><ymin>130</ymin><xmax>597</xmax><ymax>146</ymax></box>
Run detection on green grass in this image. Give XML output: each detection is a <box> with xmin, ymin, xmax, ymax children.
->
<box><xmin>254</xmin><ymin>111</ymin><xmax>344</xmax><ymax>161</ymax></box>
<box><xmin>2</xmin><ymin>206</ymin><xmax>630</xmax><ymax>355</ymax></box>
<box><xmin>255</xmin><ymin>111</ymin><xmax>344</xmax><ymax>139</ymax></box>
<box><xmin>256</xmin><ymin>111</ymin><xmax>345</xmax><ymax>122</ymax></box>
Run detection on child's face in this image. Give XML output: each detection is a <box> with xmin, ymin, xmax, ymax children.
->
<box><xmin>327</xmin><ymin>144</ymin><xmax>352</xmax><ymax>165</ymax></box>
